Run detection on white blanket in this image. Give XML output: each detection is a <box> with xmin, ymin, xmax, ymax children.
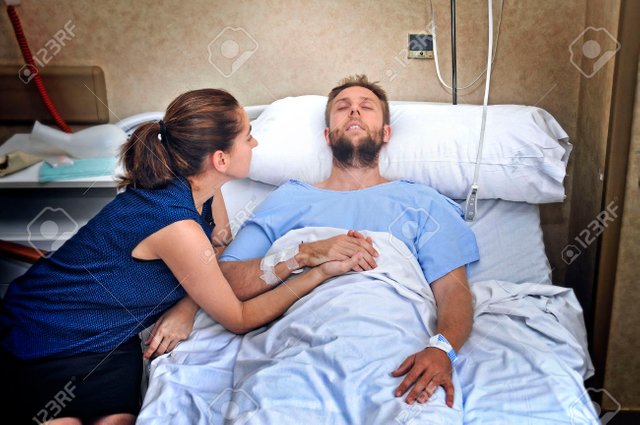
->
<box><xmin>137</xmin><ymin>227</ymin><xmax>597</xmax><ymax>424</ymax></box>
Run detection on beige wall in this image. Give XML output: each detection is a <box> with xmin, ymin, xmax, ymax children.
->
<box><xmin>602</xmin><ymin>57</ymin><xmax>640</xmax><ymax>411</ymax></box>
<box><xmin>0</xmin><ymin>0</ymin><xmax>591</xmax><ymax>282</ymax></box>
<box><xmin>0</xmin><ymin>0</ymin><xmax>586</xmax><ymax>120</ymax></box>
<box><xmin>566</xmin><ymin>0</ymin><xmax>620</xmax><ymax>322</ymax></box>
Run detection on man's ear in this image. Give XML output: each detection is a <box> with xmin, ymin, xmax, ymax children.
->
<box><xmin>210</xmin><ymin>150</ymin><xmax>229</xmax><ymax>173</ymax></box>
<box><xmin>382</xmin><ymin>124</ymin><xmax>392</xmax><ymax>144</ymax></box>
<box><xmin>324</xmin><ymin>127</ymin><xmax>330</xmax><ymax>145</ymax></box>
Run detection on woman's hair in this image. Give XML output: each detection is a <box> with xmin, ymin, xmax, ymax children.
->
<box><xmin>118</xmin><ymin>88</ymin><xmax>242</xmax><ymax>189</ymax></box>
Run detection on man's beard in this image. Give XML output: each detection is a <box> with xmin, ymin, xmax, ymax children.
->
<box><xmin>329</xmin><ymin>128</ymin><xmax>385</xmax><ymax>169</ymax></box>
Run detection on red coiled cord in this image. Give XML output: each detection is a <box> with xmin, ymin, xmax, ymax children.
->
<box><xmin>7</xmin><ymin>5</ymin><xmax>72</xmax><ymax>133</ymax></box>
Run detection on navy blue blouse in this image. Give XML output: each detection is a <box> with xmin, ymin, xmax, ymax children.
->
<box><xmin>0</xmin><ymin>177</ymin><xmax>213</xmax><ymax>360</ymax></box>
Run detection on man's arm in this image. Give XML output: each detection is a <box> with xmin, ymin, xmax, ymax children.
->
<box><xmin>219</xmin><ymin>258</ymin><xmax>297</xmax><ymax>301</ymax></box>
<box><xmin>391</xmin><ymin>266</ymin><xmax>473</xmax><ymax>406</ymax></box>
<box><xmin>429</xmin><ymin>266</ymin><xmax>473</xmax><ymax>352</ymax></box>
<box><xmin>220</xmin><ymin>231</ymin><xmax>379</xmax><ymax>301</ymax></box>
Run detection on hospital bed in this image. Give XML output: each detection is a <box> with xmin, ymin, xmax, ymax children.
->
<box><xmin>136</xmin><ymin>99</ymin><xmax>599</xmax><ymax>424</ymax></box>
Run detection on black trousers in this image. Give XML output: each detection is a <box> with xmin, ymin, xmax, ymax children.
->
<box><xmin>0</xmin><ymin>338</ymin><xmax>143</xmax><ymax>424</ymax></box>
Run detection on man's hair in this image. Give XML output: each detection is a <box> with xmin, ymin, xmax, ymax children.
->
<box><xmin>325</xmin><ymin>74</ymin><xmax>390</xmax><ymax>127</ymax></box>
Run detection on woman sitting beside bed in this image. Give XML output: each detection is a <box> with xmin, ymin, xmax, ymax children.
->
<box><xmin>0</xmin><ymin>89</ymin><xmax>363</xmax><ymax>425</ymax></box>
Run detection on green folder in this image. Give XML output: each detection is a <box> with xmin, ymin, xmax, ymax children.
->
<box><xmin>39</xmin><ymin>156</ymin><xmax>117</xmax><ymax>182</ymax></box>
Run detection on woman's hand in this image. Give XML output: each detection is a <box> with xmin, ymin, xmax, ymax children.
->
<box><xmin>317</xmin><ymin>252</ymin><xmax>364</xmax><ymax>279</ymax></box>
<box><xmin>143</xmin><ymin>297</ymin><xmax>199</xmax><ymax>359</ymax></box>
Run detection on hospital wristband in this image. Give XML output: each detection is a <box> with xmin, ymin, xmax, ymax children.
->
<box><xmin>427</xmin><ymin>333</ymin><xmax>458</xmax><ymax>363</ymax></box>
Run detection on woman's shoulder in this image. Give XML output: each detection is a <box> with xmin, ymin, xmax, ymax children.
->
<box><xmin>102</xmin><ymin>178</ymin><xmax>201</xmax><ymax>231</ymax></box>
<box><xmin>121</xmin><ymin>177</ymin><xmax>195</xmax><ymax>208</ymax></box>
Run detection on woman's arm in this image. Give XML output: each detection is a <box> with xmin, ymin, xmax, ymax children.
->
<box><xmin>147</xmin><ymin>219</ymin><xmax>358</xmax><ymax>334</ymax></box>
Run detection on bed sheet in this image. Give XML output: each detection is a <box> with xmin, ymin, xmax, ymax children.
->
<box><xmin>137</xmin><ymin>227</ymin><xmax>595</xmax><ymax>425</ymax></box>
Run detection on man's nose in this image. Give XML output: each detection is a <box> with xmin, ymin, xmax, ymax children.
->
<box><xmin>350</xmin><ymin>108</ymin><xmax>360</xmax><ymax>116</ymax></box>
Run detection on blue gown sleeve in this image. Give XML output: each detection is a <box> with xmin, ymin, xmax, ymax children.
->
<box><xmin>218</xmin><ymin>184</ymin><xmax>292</xmax><ymax>262</ymax></box>
<box><xmin>218</xmin><ymin>219</ymin><xmax>273</xmax><ymax>262</ymax></box>
<box><xmin>414</xmin><ymin>189</ymin><xmax>480</xmax><ymax>284</ymax></box>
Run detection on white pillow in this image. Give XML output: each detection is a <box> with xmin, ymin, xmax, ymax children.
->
<box><xmin>249</xmin><ymin>95</ymin><xmax>572</xmax><ymax>203</ymax></box>
<box><xmin>459</xmin><ymin>199</ymin><xmax>552</xmax><ymax>284</ymax></box>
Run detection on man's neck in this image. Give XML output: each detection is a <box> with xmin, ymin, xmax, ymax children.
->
<box><xmin>316</xmin><ymin>165</ymin><xmax>389</xmax><ymax>191</ymax></box>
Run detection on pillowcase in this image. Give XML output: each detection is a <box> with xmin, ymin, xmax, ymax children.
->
<box><xmin>249</xmin><ymin>95</ymin><xmax>572</xmax><ymax>203</ymax></box>
<box><xmin>459</xmin><ymin>198</ymin><xmax>552</xmax><ymax>284</ymax></box>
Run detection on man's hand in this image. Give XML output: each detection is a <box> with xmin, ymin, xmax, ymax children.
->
<box><xmin>298</xmin><ymin>230</ymin><xmax>378</xmax><ymax>272</ymax></box>
<box><xmin>391</xmin><ymin>347</ymin><xmax>454</xmax><ymax>407</ymax></box>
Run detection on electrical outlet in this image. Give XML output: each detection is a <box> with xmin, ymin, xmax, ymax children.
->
<box><xmin>408</xmin><ymin>33</ymin><xmax>433</xmax><ymax>59</ymax></box>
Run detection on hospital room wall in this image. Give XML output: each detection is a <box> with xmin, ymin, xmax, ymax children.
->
<box><xmin>566</xmin><ymin>0</ymin><xmax>620</xmax><ymax>334</ymax></box>
<box><xmin>564</xmin><ymin>0</ymin><xmax>640</xmax><ymax>410</ymax></box>
<box><xmin>601</xmin><ymin>54</ymin><xmax>640</xmax><ymax>411</ymax></box>
<box><xmin>0</xmin><ymin>0</ymin><xmax>589</xmax><ymax>284</ymax></box>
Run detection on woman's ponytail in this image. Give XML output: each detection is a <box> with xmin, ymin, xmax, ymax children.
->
<box><xmin>118</xmin><ymin>121</ymin><xmax>175</xmax><ymax>189</ymax></box>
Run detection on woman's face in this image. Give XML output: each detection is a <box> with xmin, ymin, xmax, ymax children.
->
<box><xmin>226</xmin><ymin>109</ymin><xmax>258</xmax><ymax>179</ymax></box>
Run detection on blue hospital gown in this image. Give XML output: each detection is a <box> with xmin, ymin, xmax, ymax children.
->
<box><xmin>220</xmin><ymin>179</ymin><xmax>479</xmax><ymax>283</ymax></box>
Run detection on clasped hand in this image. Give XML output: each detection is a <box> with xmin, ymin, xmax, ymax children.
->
<box><xmin>302</xmin><ymin>229</ymin><xmax>379</xmax><ymax>274</ymax></box>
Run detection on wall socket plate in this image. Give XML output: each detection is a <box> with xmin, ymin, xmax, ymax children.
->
<box><xmin>408</xmin><ymin>33</ymin><xmax>433</xmax><ymax>59</ymax></box>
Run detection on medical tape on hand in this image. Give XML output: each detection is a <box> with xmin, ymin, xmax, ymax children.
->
<box><xmin>259</xmin><ymin>245</ymin><xmax>300</xmax><ymax>286</ymax></box>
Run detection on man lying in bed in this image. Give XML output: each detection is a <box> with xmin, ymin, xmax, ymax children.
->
<box><xmin>217</xmin><ymin>75</ymin><xmax>480</xmax><ymax>408</ymax></box>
